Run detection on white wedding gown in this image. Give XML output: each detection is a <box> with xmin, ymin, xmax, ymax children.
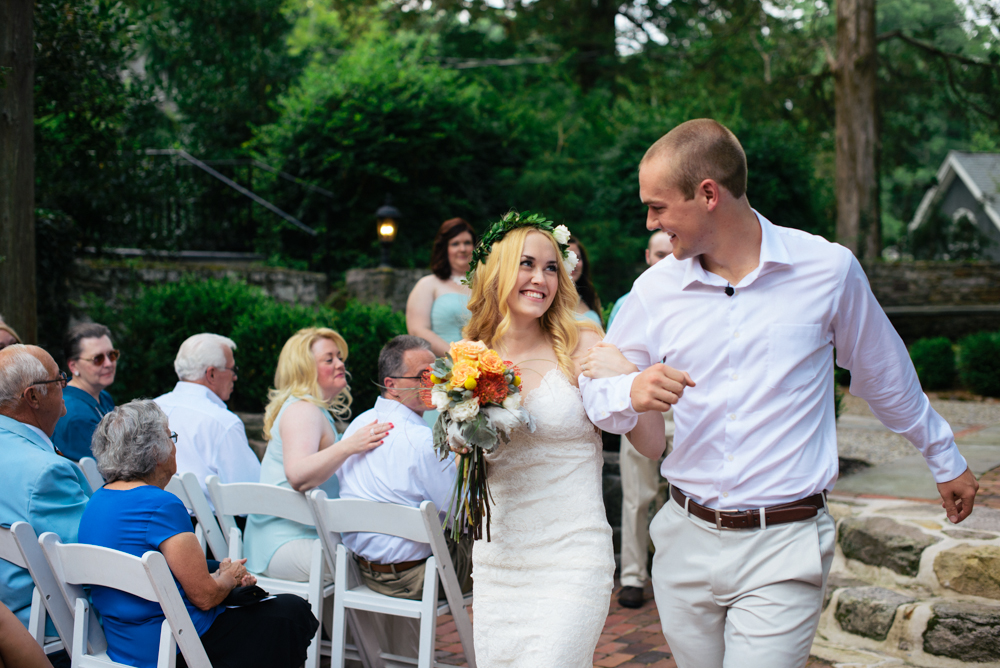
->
<box><xmin>473</xmin><ymin>368</ymin><xmax>615</xmax><ymax>667</ymax></box>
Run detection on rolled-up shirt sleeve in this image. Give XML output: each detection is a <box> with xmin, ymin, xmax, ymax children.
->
<box><xmin>833</xmin><ymin>254</ymin><xmax>967</xmax><ymax>482</ymax></box>
<box><xmin>580</xmin><ymin>290</ymin><xmax>655</xmax><ymax>435</ymax></box>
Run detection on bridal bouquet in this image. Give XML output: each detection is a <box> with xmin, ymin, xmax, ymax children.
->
<box><xmin>421</xmin><ymin>340</ymin><xmax>535</xmax><ymax>540</ymax></box>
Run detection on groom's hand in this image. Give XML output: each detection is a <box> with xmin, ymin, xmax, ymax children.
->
<box><xmin>630</xmin><ymin>364</ymin><xmax>695</xmax><ymax>413</ymax></box>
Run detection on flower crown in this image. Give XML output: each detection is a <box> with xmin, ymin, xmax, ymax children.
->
<box><xmin>464</xmin><ymin>210</ymin><xmax>578</xmax><ymax>285</ymax></box>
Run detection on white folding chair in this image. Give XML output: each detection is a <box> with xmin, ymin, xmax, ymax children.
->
<box><xmin>38</xmin><ymin>532</ymin><xmax>212</xmax><ymax>668</ymax></box>
<box><xmin>307</xmin><ymin>491</ymin><xmax>476</xmax><ymax>668</ymax></box>
<box><xmin>206</xmin><ymin>476</ymin><xmax>380</xmax><ymax>668</ymax></box>
<box><xmin>164</xmin><ymin>473</ymin><xmax>229</xmax><ymax>559</ymax></box>
<box><xmin>76</xmin><ymin>457</ymin><xmax>104</xmax><ymax>495</ymax></box>
<box><xmin>0</xmin><ymin>522</ymin><xmax>73</xmax><ymax>657</ymax></box>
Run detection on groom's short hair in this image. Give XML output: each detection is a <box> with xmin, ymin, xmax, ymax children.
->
<box><xmin>641</xmin><ymin>119</ymin><xmax>747</xmax><ymax>200</ymax></box>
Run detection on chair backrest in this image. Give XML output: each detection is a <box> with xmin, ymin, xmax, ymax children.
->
<box><xmin>38</xmin><ymin>533</ymin><xmax>212</xmax><ymax>668</ymax></box>
<box><xmin>206</xmin><ymin>475</ymin><xmax>316</xmax><ymax>537</ymax></box>
<box><xmin>77</xmin><ymin>457</ymin><xmax>105</xmax><ymax>494</ymax></box>
<box><xmin>0</xmin><ymin>522</ymin><xmax>75</xmax><ymax>654</ymax></box>
<box><xmin>165</xmin><ymin>473</ymin><xmax>229</xmax><ymax>559</ymax></box>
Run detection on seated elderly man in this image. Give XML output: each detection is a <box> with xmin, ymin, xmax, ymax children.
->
<box><xmin>154</xmin><ymin>334</ymin><xmax>260</xmax><ymax>510</ymax></box>
<box><xmin>337</xmin><ymin>335</ymin><xmax>470</xmax><ymax>655</ymax></box>
<box><xmin>0</xmin><ymin>345</ymin><xmax>90</xmax><ymax>630</ymax></box>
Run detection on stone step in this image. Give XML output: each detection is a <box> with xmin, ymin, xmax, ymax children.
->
<box><xmin>818</xmin><ymin>496</ymin><xmax>1000</xmax><ymax>666</ymax></box>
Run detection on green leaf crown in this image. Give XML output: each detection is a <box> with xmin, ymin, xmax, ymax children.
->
<box><xmin>464</xmin><ymin>210</ymin><xmax>573</xmax><ymax>285</ymax></box>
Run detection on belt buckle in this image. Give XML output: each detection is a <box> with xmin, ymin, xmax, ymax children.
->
<box><xmin>714</xmin><ymin>509</ymin><xmax>722</xmax><ymax>530</ymax></box>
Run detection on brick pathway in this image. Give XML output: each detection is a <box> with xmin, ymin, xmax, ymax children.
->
<box><xmin>434</xmin><ymin>581</ymin><xmax>835</xmax><ymax>667</ymax></box>
<box><xmin>977</xmin><ymin>464</ymin><xmax>1000</xmax><ymax>510</ymax></box>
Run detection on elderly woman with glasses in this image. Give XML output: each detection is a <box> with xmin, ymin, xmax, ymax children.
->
<box><xmin>78</xmin><ymin>400</ymin><xmax>319</xmax><ymax>668</ymax></box>
<box><xmin>52</xmin><ymin>322</ymin><xmax>119</xmax><ymax>461</ymax></box>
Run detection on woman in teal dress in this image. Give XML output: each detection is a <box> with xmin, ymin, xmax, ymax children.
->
<box><xmin>244</xmin><ymin>327</ymin><xmax>392</xmax><ymax>580</ymax></box>
<box><xmin>568</xmin><ymin>236</ymin><xmax>604</xmax><ymax>330</ymax></box>
<box><xmin>405</xmin><ymin>218</ymin><xmax>477</xmax><ymax>357</ymax></box>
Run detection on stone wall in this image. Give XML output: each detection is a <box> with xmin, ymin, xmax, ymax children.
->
<box><xmin>71</xmin><ymin>256</ymin><xmax>329</xmax><ymax>307</ymax></box>
<box><xmin>864</xmin><ymin>261</ymin><xmax>1000</xmax><ymax>307</ymax></box>
<box><xmin>345</xmin><ymin>267</ymin><xmax>426</xmax><ymax>312</ymax></box>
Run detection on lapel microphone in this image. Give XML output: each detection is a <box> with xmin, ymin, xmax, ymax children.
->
<box><xmin>725</xmin><ymin>283</ymin><xmax>735</xmax><ymax>297</ymax></box>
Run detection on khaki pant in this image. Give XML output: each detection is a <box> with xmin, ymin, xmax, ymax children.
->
<box><xmin>357</xmin><ymin>536</ymin><xmax>473</xmax><ymax>658</ymax></box>
<box><xmin>650</xmin><ymin>494</ymin><xmax>836</xmax><ymax>668</ymax></box>
<box><xmin>619</xmin><ymin>413</ymin><xmax>673</xmax><ymax>589</ymax></box>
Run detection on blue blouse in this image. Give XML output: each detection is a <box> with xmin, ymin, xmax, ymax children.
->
<box><xmin>78</xmin><ymin>486</ymin><xmax>223</xmax><ymax>668</ymax></box>
<box><xmin>52</xmin><ymin>386</ymin><xmax>115</xmax><ymax>461</ymax></box>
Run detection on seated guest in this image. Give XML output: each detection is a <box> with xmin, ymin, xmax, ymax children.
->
<box><xmin>337</xmin><ymin>336</ymin><xmax>469</xmax><ymax>656</ymax></box>
<box><xmin>79</xmin><ymin>400</ymin><xmax>318</xmax><ymax>668</ymax></box>
<box><xmin>154</xmin><ymin>333</ymin><xmax>260</xmax><ymax>509</ymax></box>
<box><xmin>244</xmin><ymin>327</ymin><xmax>391</xmax><ymax>580</ymax></box>
<box><xmin>0</xmin><ymin>345</ymin><xmax>90</xmax><ymax>630</ymax></box>
<box><xmin>0</xmin><ymin>322</ymin><xmax>20</xmax><ymax>351</ymax></box>
<box><xmin>52</xmin><ymin>323</ymin><xmax>118</xmax><ymax>461</ymax></box>
<box><xmin>568</xmin><ymin>236</ymin><xmax>604</xmax><ymax>329</ymax></box>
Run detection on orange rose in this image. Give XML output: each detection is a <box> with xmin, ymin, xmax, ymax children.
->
<box><xmin>478</xmin><ymin>349</ymin><xmax>506</xmax><ymax>375</ymax></box>
<box><xmin>450</xmin><ymin>340</ymin><xmax>488</xmax><ymax>363</ymax></box>
<box><xmin>450</xmin><ymin>360</ymin><xmax>481</xmax><ymax>389</ymax></box>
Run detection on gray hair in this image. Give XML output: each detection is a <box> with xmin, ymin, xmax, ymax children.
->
<box><xmin>173</xmin><ymin>333</ymin><xmax>237</xmax><ymax>382</ymax></box>
<box><xmin>377</xmin><ymin>336</ymin><xmax>432</xmax><ymax>397</ymax></box>
<box><xmin>0</xmin><ymin>345</ymin><xmax>50</xmax><ymax>410</ymax></box>
<box><xmin>91</xmin><ymin>400</ymin><xmax>173</xmax><ymax>482</ymax></box>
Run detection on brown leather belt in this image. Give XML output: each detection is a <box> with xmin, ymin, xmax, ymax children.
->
<box><xmin>671</xmin><ymin>486</ymin><xmax>825</xmax><ymax>530</ymax></box>
<box><xmin>356</xmin><ymin>556</ymin><xmax>427</xmax><ymax>574</ymax></box>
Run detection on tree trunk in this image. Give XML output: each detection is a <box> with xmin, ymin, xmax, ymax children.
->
<box><xmin>0</xmin><ymin>0</ymin><xmax>36</xmax><ymax>343</ymax></box>
<box><xmin>834</xmin><ymin>0</ymin><xmax>880</xmax><ymax>259</ymax></box>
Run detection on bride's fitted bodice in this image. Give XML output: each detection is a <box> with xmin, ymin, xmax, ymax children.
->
<box><xmin>474</xmin><ymin>369</ymin><xmax>613</xmax><ymax>668</ymax></box>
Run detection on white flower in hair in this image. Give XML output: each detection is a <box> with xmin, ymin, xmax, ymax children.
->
<box><xmin>552</xmin><ymin>225</ymin><xmax>571</xmax><ymax>245</ymax></box>
<box><xmin>563</xmin><ymin>249</ymin><xmax>579</xmax><ymax>274</ymax></box>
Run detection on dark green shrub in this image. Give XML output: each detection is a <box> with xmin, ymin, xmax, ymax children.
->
<box><xmin>909</xmin><ymin>337</ymin><xmax>956</xmax><ymax>390</ymax></box>
<box><xmin>87</xmin><ymin>277</ymin><xmax>270</xmax><ymax>404</ymax></box>
<box><xmin>958</xmin><ymin>331</ymin><xmax>1000</xmax><ymax>397</ymax></box>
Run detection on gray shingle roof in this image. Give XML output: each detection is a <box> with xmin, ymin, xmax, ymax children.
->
<box><xmin>951</xmin><ymin>151</ymin><xmax>1000</xmax><ymax>200</ymax></box>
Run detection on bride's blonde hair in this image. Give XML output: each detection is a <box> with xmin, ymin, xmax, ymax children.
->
<box><xmin>463</xmin><ymin>227</ymin><xmax>598</xmax><ymax>377</ymax></box>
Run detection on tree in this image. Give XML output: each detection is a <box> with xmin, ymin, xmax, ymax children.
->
<box><xmin>0</xmin><ymin>0</ymin><xmax>37</xmax><ymax>343</ymax></box>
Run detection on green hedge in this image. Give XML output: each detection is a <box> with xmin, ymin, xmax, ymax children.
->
<box><xmin>85</xmin><ymin>277</ymin><xmax>405</xmax><ymax>414</ymax></box>
<box><xmin>958</xmin><ymin>331</ymin><xmax>1000</xmax><ymax>398</ymax></box>
<box><xmin>909</xmin><ymin>337</ymin><xmax>956</xmax><ymax>391</ymax></box>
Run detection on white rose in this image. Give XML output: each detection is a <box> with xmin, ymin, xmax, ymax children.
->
<box><xmin>501</xmin><ymin>394</ymin><xmax>520</xmax><ymax>411</ymax></box>
<box><xmin>431</xmin><ymin>388</ymin><xmax>451</xmax><ymax>411</ymax></box>
<box><xmin>552</xmin><ymin>225</ymin><xmax>571</xmax><ymax>245</ymax></box>
<box><xmin>483</xmin><ymin>405</ymin><xmax>524</xmax><ymax>435</ymax></box>
<box><xmin>563</xmin><ymin>250</ymin><xmax>579</xmax><ymax>274</ymax></box>
<box><xmin>449</xmin><ymin>398</ymin><xmax>480</xmax><ymax>422</ymax></box>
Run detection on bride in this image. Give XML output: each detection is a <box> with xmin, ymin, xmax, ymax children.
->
<box><xmin>461</xmin><ymin>216</ymin><xmax>614</xmax><ymax>667</ymax></box>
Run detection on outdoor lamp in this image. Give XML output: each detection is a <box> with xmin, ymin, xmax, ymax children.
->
<box><xmin>375</xmin><ymin>196</ymin><xmax>401</xmax><ymax>267</ymax></box>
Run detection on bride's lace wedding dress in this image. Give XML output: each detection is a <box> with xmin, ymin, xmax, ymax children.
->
<box><xmin>473</xmin><ymin>368</ymin><xmax>615</xmax><ymax>667</ymax></box>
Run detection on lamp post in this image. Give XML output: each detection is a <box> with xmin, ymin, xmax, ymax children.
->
<box><xmin>375</xmin><ymin>196</ymin><xmax>400</xmax><ymax>268</ymax></box>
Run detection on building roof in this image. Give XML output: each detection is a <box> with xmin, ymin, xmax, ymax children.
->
<box><xmin>910</xmin><ymin>151</ymin><xmax>1000</xmax><ymax>232</ymax></box>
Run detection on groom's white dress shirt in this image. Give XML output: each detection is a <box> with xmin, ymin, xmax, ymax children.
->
<box><xmin>580</xmin><ymin>212</ymin><xmax>966</xmax><ymax>511</ymax></box>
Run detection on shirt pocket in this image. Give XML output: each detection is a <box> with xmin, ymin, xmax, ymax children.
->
<box><xmin>766</xmin><ymin>324</ymin><xmax>826</xmax><ymax>390</ymax></box>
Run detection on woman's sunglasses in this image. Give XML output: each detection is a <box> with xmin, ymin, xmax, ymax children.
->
<box><xmin>76</xmin><ymin>349</ymin><xmax>121</xmax><ymax>365</ymax></box>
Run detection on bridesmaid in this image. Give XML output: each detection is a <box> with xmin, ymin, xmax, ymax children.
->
<box><xmin>405</xmin><ymin>218</ymin><xmax>476</xmax><ymax>357</ymax></box>
<box><xmin>568</xmin><ymin>236</ymin><xmax>604</xmax><ymax>329</ymax></box>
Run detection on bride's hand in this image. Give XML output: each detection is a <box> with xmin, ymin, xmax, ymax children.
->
<box><xmin>581</xmin><ymin>342</ymin><xmax>639</xmax><ymax>378</ymax></box>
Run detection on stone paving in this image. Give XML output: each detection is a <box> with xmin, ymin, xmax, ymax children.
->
<box><xmin>432</xmin><ymin>581</ymin><xmax>835</xmax><ymax>667</ymax></box>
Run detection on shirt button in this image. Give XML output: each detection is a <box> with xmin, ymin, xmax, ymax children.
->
<box><xmin>729</xmin><ymin>413</ymin><xmax>736</xmax><ymax>421</ymax></box>
<box><xmin>728</xmin><ymin>455</ymin><xmax>734</xmax><ymax>461</ymax></box>
<box><xmin>731</xmin><ymin>373</ymin><xmax>739</xmax><ymax>381</ymax></box>
<box><xmin>722</xmin><ymin>492</ymin><xmax>729</xmax><ymax>498</ymax></box>
<box><xmin>733</xmin><ymin>332</ymin><xmax>740</xmax><ymax>339</ymax></box>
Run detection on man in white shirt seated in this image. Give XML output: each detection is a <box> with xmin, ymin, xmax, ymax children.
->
<box><xmin>154</xmin><ymin>334</ymin><xmax>261</xmax><ymax>520</ymax></box>
<box><xmin>337</xmin><ymin>335</ymin><xmax>469</xmax><ymax>655</ymax></box>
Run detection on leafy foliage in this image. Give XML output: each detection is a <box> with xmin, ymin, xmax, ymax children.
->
<box><xmin>958</xmin><ymin>331</ymin><xmax>1000</xmax><ymax>397</ymax></box>
<box><xmin>909</xmin><ymin>337</ymin><xmax>956</xmax><ymax>390</ymax></box>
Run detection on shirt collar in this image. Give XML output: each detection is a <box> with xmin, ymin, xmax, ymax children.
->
<box><xmin>680</xmin><ymin>210</ymin><xmax>792</xmax><ymax>290</ymax></box>
<box><xmin>0</xmin><ymin>414</ymin><xmax>56</xmax><ymax>453</ymax></box>
<box><xmin>373</xmin><ymin>396</ymin><xmax>425</xmax><ymax>427</ymax></box>
<box><xmin>172</xmin><ymin>381</ymin><xmax>227</xmax><ymax>409</ymax></box>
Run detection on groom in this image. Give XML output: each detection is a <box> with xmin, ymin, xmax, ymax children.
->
<box><xmin>580</xmin><ymin>118</ymin><xmax>979</xmax><ymax>668</ymax></box>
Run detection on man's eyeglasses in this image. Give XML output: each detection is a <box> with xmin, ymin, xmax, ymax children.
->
<box><xmin>28</xmin><ymin>371</ymin><xmax>70</xmax><ymax>390</ymax></box>
<box><xmin>76</xmin><ymin>350</ymin><xmax>120</xmax><ymax>365</ymax></box>
<box><xmin>214</xmin><ymin>365</ymin><xmax>238</xmax><ymax>375</ymax></box>
<box><xmin>169</xmin><ymin>432</ymin><xmax>178</xmax><ymax>443</ymax></box>
<box><xmin>386</xmin><ymin>376</ymin><xmax>424</xmax><ymax>380</ymax></box>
